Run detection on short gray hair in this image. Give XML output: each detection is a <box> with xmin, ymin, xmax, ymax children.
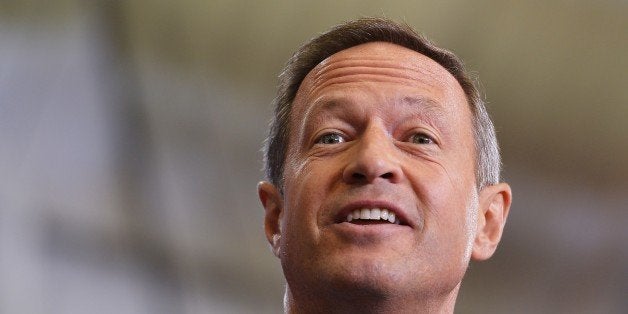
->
<box><xmin>263</xmin><ymin>17</ymin><xmax>501</xmax><ymax>190</ymax></box>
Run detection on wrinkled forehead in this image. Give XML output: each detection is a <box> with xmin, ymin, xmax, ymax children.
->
<box><xmin>292</xmin><ymin>42</ymin><xmax>467</xmax><ymax>117</ymax></box>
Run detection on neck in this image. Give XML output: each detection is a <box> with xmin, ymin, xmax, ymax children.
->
<box><xmin>283</xmin><ymin>283</ymin><xmax>460</xmax><ymax>314</ymax></box>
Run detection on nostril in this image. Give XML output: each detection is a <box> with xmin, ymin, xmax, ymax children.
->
<box><xmin>381</xmin><ymin>172</ymin><xmax>394</xmax><ymax>179</ymax></box>
<box><xmin>352</xmin><ymin>173</ymin><xmax>366</xmax><ymax>180</ymax></box>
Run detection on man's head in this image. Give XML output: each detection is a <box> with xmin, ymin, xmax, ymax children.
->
<box><xmin>264</xmin><ymin>18</ymin><xmax>501</xmax><ymax>191</ymax></box>
<box><xmin>258</xmin><ymin>18</ymin><xmax>512</xmax><ymax>312</ymax></box>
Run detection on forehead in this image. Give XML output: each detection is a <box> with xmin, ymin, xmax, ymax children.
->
<box><xmin>292</xmin><ymin>42</ymin><xmax>467</xmax><ymax>118</ymax></box>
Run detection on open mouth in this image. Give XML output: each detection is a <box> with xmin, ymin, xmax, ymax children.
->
<box><xmin>345</xmin><ymin>208</ymin><xmax>400</xmax><ymax>225</ymax></box>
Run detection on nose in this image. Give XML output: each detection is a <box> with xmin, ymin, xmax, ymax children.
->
<box><xmin>342</xmin><ymin>126</ymin><xmax>403</xmax><ymax>184</ymax></box>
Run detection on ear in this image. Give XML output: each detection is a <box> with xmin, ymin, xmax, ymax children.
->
<box><xmin>471</xmin><ymin>182</ymin><xmax>512</xmax><ymax>261</ymax></box>
<box><xmin>258</xmin><ymin>181</ymin><xmax>283</xmax><ymax>258</ymax></box>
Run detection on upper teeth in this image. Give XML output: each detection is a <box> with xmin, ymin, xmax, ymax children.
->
<box><xmin>347</xmin><ymin>208</ymin><xmax>398</xmax><ymax>224</ymax></box>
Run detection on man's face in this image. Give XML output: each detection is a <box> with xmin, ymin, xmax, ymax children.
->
<box><xmin>271</xmin><ymin>42</ymin><xmax>483</xmax><ymax>298</ymax></box>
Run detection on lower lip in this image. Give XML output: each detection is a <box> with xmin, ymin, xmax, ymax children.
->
<box><xmin>330</xmin><ymin>221</ymin><xmax>411</xmax><ymax>241</ymax></box>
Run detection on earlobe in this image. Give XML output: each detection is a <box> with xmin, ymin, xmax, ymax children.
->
<box><xmin>471</xmin><ymin>183</ymin><xmax>512</xmax><ymax>261</ymax></box>
<box><xmin>258</xmin><ymin>181</ymin><xmax>284</xmax><ymax>258</ymax></box>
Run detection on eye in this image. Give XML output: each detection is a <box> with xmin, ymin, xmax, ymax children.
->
<box><xmin>316</xmin><ymin>132</ymin><xmax>346</xmax><ymax>145</ymax></box>
<box><xmin>409</xmin><ymin>133</ymin><xmax>435</xmax><ymax>145</ymax></box>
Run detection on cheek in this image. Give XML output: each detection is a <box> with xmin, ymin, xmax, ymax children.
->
<box><xmin>461</xmin><ymin>193</ymin><xmax>479</xmax><ymax>261</ymax></box>
<box><xmin>281</xmin><ymin>158</ymin><xmax>336</xmax><ymax>232</ymax></box>
<box><xmin>285</xmin><ymin>155</ymin><xmax>342</xmax><ymax>198</ymax></box>
<box><xmin>410</xmin><ymin>163</ymin><xmax>478</xmax><ymax>254</ymax></box>
<box><xmin>429</xmin><ymin>188</ymin><xmax>479</xmax><ymax>262</ymax></box>
<box><xmin>279</xmin><ymin>167</ymin><xmax>331</xmax><ymax>266</ymax></box>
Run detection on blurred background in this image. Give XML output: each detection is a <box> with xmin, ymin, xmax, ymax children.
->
<box><xmin>1</xmin><ymin>0</ymin><xmax>626</xmax><ymax>313</ymax></box>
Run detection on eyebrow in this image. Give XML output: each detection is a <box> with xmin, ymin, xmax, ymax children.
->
<box><xmin>398</xmin><ymin>96</ymin><xmax>448</xmax><ymax>130</ymax></box>
<box><xmin>302</xmin><ymin>97</ymin><xmax>351</xmax><ymax>124</ymax></box>
<box><xmin>301</xmin><ymin>95</ymin><xmax>448</xmax><ymax>134</ymax></box>
<box><xmin>399</xmin><ymin>96</ymin><xmax>443</xmax><ymax>113</ymax></box>
<box><xmin>305</xmin><ymin>96</ymin><xmax>441</xmax><ymax>116</ymax></box>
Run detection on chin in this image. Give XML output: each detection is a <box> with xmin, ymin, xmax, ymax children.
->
<box><xmin>319</xmin><ymin>253</ymin><xmax>412</xmax><ymax>298</ymax></box>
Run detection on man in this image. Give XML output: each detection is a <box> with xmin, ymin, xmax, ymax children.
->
<box><xmin>258</xmin><ymin>17</ymin><xmax>512</xmax><ymax>313</ymax></box>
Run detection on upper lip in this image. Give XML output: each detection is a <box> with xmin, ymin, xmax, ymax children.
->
<box><xmin>334</xmin><ymin>200</ymin><xmax>413</xmax><ymax>226</ymax></box>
